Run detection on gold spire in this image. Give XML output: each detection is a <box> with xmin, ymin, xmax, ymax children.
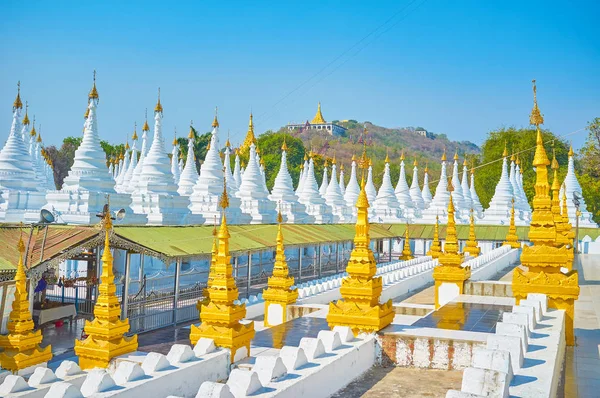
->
<box><xmin>340</xmin><ymin>163</ymin><xmax>344</xmax><ymax>171</ymax></box>
<box><xmin>463</xmin><ymin>158</ymin><xmax>468</xmax><ymax>167</ymax></box>
<box><xmin>154</xmin><ymin>88</ymin><xmax>163</xmax><ymax>113</ymax></box>
<box><xmin>13</xmin><ymin>81</ymin><xmax>23</xmax><ymax>110</ymax></box>
<box><xmin>142</xmin><ymin>109</ymin><xmax>150</xmax><ymax>131</ymax></box>
<box><xmin>441</xmin><ymin>147</ymin><xmax>447</xmax><ymax>161</ymax></box>
<box><xmin>88</xmin><ymin>70</ymin><xmax>99</xmax><ymax>100</ymax></box>
<box><xmin>212</xmin><ymin>106</ymin><xmax>219</xmax><ymax>128</ymax></box>
<box><xmin>503</xmin><ymin>141</ymin><xmax>508</xmax><ymax>157</ymax></box>
<box><xmin>311</xmin><ymin>102</ymin><xmax>326</xmax><ymax>124</ymax></box>
<box><xmin>226</xmin><ymin>131</ymin><xmax>231</xmax><ymax>148</ymax></box>
<box><xmin>464</xmin><ymin>209</ymin><xmax>480</xmax><ymax>256</ymax></box>
<box><xmin>0</xmin><ymin>228</ymin><xmax>53</xmax><ymax>371</ymax></box>
<box><xmin>427</xmin><ymin>215</ymin><xmax>442</xmax><ymax>259</ymax></box>
<box><xmin>413</xmin><ymin>157</ymin><xmax>418</xmax><ymax>167</ymax></box>
<box><xmin>504</xmin><ymin>199</ymin><xmax>520</xmax><ymax>248</ymax></box>
<box><xmin>510</xmin><ymin>150</ymin><xmax>515</xmax><ymax>162</ymax></box>
<box><xmin>281</xmin><ymin>136</ymin><xmax>288</xmax><ymax>151</ymax></box>
<box><xmin>384</xmin><ymin>149</ymin><xmax>390</xmax><ymax>164</ymax></box>
<box><xmin>351</xmin><ymin>154</ymin><xmax>356</xmax><ymax>162</ymax></box>
<box><xmin>132</xmin><ymin>122</ymin><xmax>138</xmax><ymax>140</ymax></box>
<box><xmin>219</xmin><ymin>170</ymin><xmax>229</xmax><ymax>210</ymax></box>
<box><xmin>304</xmin><ymin>153</ymin><xmax>308</xmax><ymax>161</ymax></box>
<box><xmin>332</xmin><ymin>152</ymin><xmax>337</xmax><ymax>164</ymax></box>
<box><xmin>453</xmin><ymin>151</ymin><xmax>459</xmax><ymax>161</ymax></box>
<box><xmin>516</xmin><ymin>154</ymin><xmax>521</xmax><ymax>165</ymax></box>
<box><xmin>568</xmin><ymin>145</ymin><xmax>574</xmax><ymax>157</ymax></box>
<box><xmin>240</xmin><ymin>112</ymin><xmax>257</xmax><ymax>153</ymax></box>
<box><xmin>30</xmin><ymin>117</ymin><xmax>37</xmax><ymax>137</ymax></box>
<box><xmin>125</xmin><ymin>140</ymin><xmax>130</xmax><ymax>150</ymax></box>
<box><xmin>22</xmin><ymin>101</ymin><xmax>30</xmax><ymax>125</ymax></box>
<box><xmin>530</xmin><ymin>79</ymin><xmax>544</xmax><ymax>126</ymax></box>
<box><xmin>74</xmin><ymin>203</ymin><xmax>137</xmax><ymax>369</ymax></box>
<box><xmin>36</xmin><ymin>130</ymin><xmax>42</xmax><ymax>143</ymax></box>
<box><xmin>172</xmin><ymin>133</ymin><xmax>178</xmax><ymax>146</ymax></box>
<box><xmin>400</xmin><ymin>149</ymin><xmax>405</xmax><ymax>161</ymax></box>
<box><xmin>425</xmin><ymin>162</ymin><xmax>429</xmax><ymax>173</ymax></box>
<box><xmin>400</xmin><ymin>224</ymin><xmax>414</xmax><ymax>260</ymax></box>
<box><xmin>188</xmin><ymin>121</ymin><xmax>195</xmax><ymax>139</ymax></box>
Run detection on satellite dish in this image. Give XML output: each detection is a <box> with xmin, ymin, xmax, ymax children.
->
<box><xmin>39</xmin><ymin>209</ymin><xmax>55</xmax><ymax>224</ymax></box>
<box><xmin>115</xmin><ymin>209</ymin><xmax>126</xmax><ymax>221</ymax></box>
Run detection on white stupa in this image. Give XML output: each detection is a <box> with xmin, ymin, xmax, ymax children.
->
<box><xmin>177</xmin><ymin>124</ymin><xmax>200</xmax><ymax>196</ymax></box>
<box><xmin>233</xmin><ymin>152</ymin><xmax>242</xmax><ymax>189</ymax></box>
<box><xmin>421</xmin><ymin>150</ymin><xmax>452</xmax><ymax>223</ymax></box>
<box><xmin>223</xmin><ymin>137</ymin><xmax>238</xmax><ymax>195</ymax></box>
<box><xmin>319</xmin><ymin>162</ymin><xmax>329</xmax><ymax>196</ymax></box>
<box><xmin>120</xmin><ymin>126</ymin><xmax>139</xmax><ymax>193</ymax></box>
<box><xmin>365</xmin><ymin>160</ymin><xmax>377</xmax><ymax>206</ymax></box>
<box><xmin>295</xmin><ymin>154</ymin><xmax>309</xmax><ymax>196</ymax></box>
<box><xmin>561</xmin><ymin>146</ymin><xmax>597</xmax><ymax>227</ymax></box>
<box><xmin>45</xmin><ymin>76</ymin><xmax>146</xmax><ymax>225</ymax></box>
<box><xmin>115</xmin><ymin>142</ymin><xmax>130</xmax><ymax>191</ymax></box>
<box><xmin>324</xmin><ymin>158</ymin><xmax>352</xmax><ymax>223</ymax></box>
<box><xmin>373</xmin><ymin>153</ymin><xmax>403</xmax><ymax>223</ymax></box>
<box><xmin>421</xmin><ymin>163</ymin><xmax>433</xmax><ymax>208</ymax></box>
<box><xmin>20</xmin><ymin>102</ymin><xmax>30</xmax><ymax>143</ymax></box>
<box><xmin>170</xmin><ymin>132</ymin><xmax>181</xmax><ymax>185</ymax></box>
<box><xmin>0</xmin><ymin>84</ymin><xmax>48</xmax><ymax>223</ymax></box>
<box><xmin>189</xmin><ymin>114</ymin><xmax>247</xmax><ymax>225</ymax></box>
<box><xmin>237</xmin><ymin>143</ymin><xmax>277</xmax><ymax>223</ymax></box>
<box><xmin>178</xmin><ymin>156</ymin><xmax>184</xmax><ymax>176</ymax></box>
<box><xmin>268</xmin><ymin>139</ymin><xmax>310</xmax><ymax>223</ymax></box>
<box><xmin>127</xmin><ymin>115</ymin><xmax>150</xmax><ymax>193</ymax></box>
<box><xmin>450</xmin><ymin>152</ymin><xmax>466</xmax><ymax>220</ymax></box>
<box><xmin>339</xmin><ymin>164</ymin><xmax>346</xmax><ymax>195</ymax></box>
<box><xmin>515</xmin><ymin>156</ymin><xmax>531</xmax><ymax>218</ymax></box>
<box><xmin>409</xmin><ymin>158</ymin><xmax>425</xmax><ymax>216</ymax></box>
<box><xmin>298</xmin><ymin>155</ymin><xmax>333</xmax><ymax>224</ymax></box>
<box><xmin>129</xmin><ymin>91</ymin><xmax>189</xmax><ymax>225</ymax></box>
<box><xmin>35</xmin><ymin>132</ymin><xmax>54</xmax><ymax>191</ymax></box>
<box><xmin>395</xmin><ymin>151</ymin><xmax>415</xmax><ymax>219</ymax></box>
<box><xmin>470</xmin><ymin>167</ymin><xmax>484</xmax><ymax>218</ymax></box>
<box><xmin>343</xmin><ymin>156</ymin><xmax>360</xmax><ymax>217</ymax></box>
<box><xmin>508</xmin><ymin>153</ymin><xmax>528</xmax><ymax>222</ymax></box>
<box><xmin>460</xmin><ymin>159</ymin><xmax>473</xmax><ymax>213</ymax></box>
<box><xmin>481</xmin><ymin>146</ymin><xmax>523</xmax><ymax>225</ymax></box>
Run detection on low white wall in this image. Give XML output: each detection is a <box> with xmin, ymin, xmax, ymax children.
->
<box><xmin>468</xmin><ymin>248</ymin><xmax>519</xmax><ymax>281</ymax></box>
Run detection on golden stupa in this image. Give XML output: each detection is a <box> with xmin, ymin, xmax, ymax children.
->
<box><xmin>0</xmin><ymin>232</ymin><xmax>53</xmax><ymax>372</ymax></box>
<box><xmin>464</xmin><ymin>209</ymin><xmax>480</xmax><ymax>257</ymax></box>
<box><xmin>427</xmin><ymin>215</ymin><xmax>442</xmax><ymax>259</ymax></box>
<box><xmin>74</xmin><ymin>207</ymin><xmax>138</xmax><ymax>370</ymax></box>
<box><xmin>512</xmin><ymin>80</ymin><xmax>579</xmax><ymax>345</ymax></box>
<box><xmin>503</xmin><ymin>199</ymin><xmax>520</xmax><ymax>249</ymax></box>
<box><xmin>189</xmin><ymin>178</ymin><xmax>255</xmax><ymax>362</ymax></box>
<box><xmin>400</xmin><ymin>225</ymin><xmax>414</xmax><ymax>261</ymax></box>
<box><xmin>239</xmin><ymin>113</ymin><xmax>257</xmax><ymax>154</ymax></box>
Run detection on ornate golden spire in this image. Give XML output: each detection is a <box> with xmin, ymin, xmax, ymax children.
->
<box><xmin>154</xmin><ymin>88</ymin><xmax>163</xmax><ymax>113</ymax></box>
<box><xmin>22</xmin><ymin>101</ymin><xmax>30</xmax><ymax>125</ymax></box>
<box><xmin>568</xmin><ymin>145</ymin><xmax>574</xmax><ymax>157</ymax></box>
<box><xmin>503</xmin><ymin>141</ymin><xmax>508</xmax><ymax>157</ymax></box>
<box><xmin>453</xmin><ymin>151</ymin><xmax>459</xmax><ymax>161</ymax></box>
<box><xmin>132</xmin><ymin>122</ymin><xmax>138</xmax><ymax>140</ymax></box>
<box><xmin>30</xmin><ymin>117</ymin><xmax>37</xmax><ymax>137</ymax></box>
<box><xmin>220</xmin><ymin>170</ymin><xmax>230</xmax><ymax>210</ymax></box>
<box><xmin>125</xmin><ymin>140</ymin><xmax>130</xmax><ymax>150</ymax></box>
<box><xmin>425</xmin><ymin>162</ymin><xmax>429</xmax><ymax>173</ymax></box>
<box><xmin>240</xmin><ymin>112</ymin><xmax>257</xmax><ymax>153</ymax></box>
<box><xmin>441</xmin><ymin>147</ymin><xmax>447</xmax><ymax>161</ymax></box>
<box><xmin>464</xmin><ymin>208</ymin><xmax>480</xmax><ymax>256</ymax></box>
<box><xmin>463</xmin><ymin>158</ymin><xmax>468</xmax><ymax>167</ymax></box>
<box><xmin>530</xmin><ymin>79</ymin><xmax>544</xmax><ymax>126</ymax></box>
<box><xmin>13</xmin><ymin>81</ymin><xmax>23</xmax><ymax>110</ymax></box>
<box><xmin>281</xmin><ymin>136</ymin><xmax>288</xmax><ymax>151</ymax></box>
<box><xmin>36</xmin><ymin>130</ymin><xmax>42</xmax><ymax>143</ymax></box>
<box><xmin>516</xmin><ymin>154</ymin><xmax>521</xmax><ymax>165</ymax></box>
<box><xmin>88</xmin><ymin>70</ymin><xmax>99</xmax><ymax>101</ymax></box>
<box><xmin>400</xmin><ymin>149</ymin><xmax>405</xmax><ymax>161</ymax></box>
<box><xmin>226</xmin><ymin>131</ymin><xmax>231</xmax><ymax>148</ymax></box>
<box><xmin>427</xmin><ymin>215</ymin><xmax>442</xmax><ymax>259</ymax></box>
<box><xmin>188</xmin><ymin>121</ymin><xmax>195</xmax><ymax>140</ymax></box>
<box><xmin>340</xmin><ymin>163</ymin><xmax>344</xmax><ymax>171</ymax></box>
<box><xmin>413</xmin><ymin>157</ymin><xmax>418</xmax><ymax>167</ymax></box>
<box><xmin>0</xmin><ymin>228</ymin><xmax>53</xmax><ymax>371</ymax></box>
<box><xmin>142</xmin><ymin>109</ymin><xmax>150</xmax><ymax>131</ymax></box>
<box><xmin>212</xmin><ymin>106</ymin><xmax>219</xmax><ymax>128</ymax></box>
<box><xmin>351</xmin><ymin>153</ymin><xmax>356</xmax><ymax>162</ymax></box>
<box><xmin>311</xmin><ymin>102</ymin><xmax>326</xmax><ymax>124</ymax></box>
<box><xmin>384</xmin><ymin>149</ymin><xmax>390</xmax><ymax>164</ymax></box>
<box><xmin>172</xmin><ymin>129</ymin><xmax>178</xmax><ymax>146</ymax></box>
<box><xmin>510</xmin><ymin>150</ymin><xmax>515</xmax><ymax>162</ymax></box>
<box><xmin>504</xmin><ymin>199</ymin><xmax>520</xmax><ymax>248</ymax></box>
<box><xmin>400</xmin><ymin>224</ymin><xmax>414</xmax><ymax>260</ymax></box>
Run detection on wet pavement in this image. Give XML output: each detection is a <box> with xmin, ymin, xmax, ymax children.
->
<box><xmin>252</xmin><ymin>317</ymin><xmax>330</xmax><ymax>349</ymax></box>
<box><xmin>411</xmin><ymin>302</ymin><xmax>512</xmax><ymax>333</ymax></box>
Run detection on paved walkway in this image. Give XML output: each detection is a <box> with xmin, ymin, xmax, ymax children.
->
<box><xmin>564</xmin><ymin>254</ymin><xmax>600</xmax><ymax>398</ymax></box>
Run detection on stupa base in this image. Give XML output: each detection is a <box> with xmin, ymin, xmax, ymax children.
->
<box><xmin>74</xmin><ymin>335</ymin><xmax>138</xmax><ymax>370</ymax></box>
<box><xmin>0</xmin><ymin>344</ymin><xmax>52</xmax><ymax>373</ymax></box>
<box><xmin>189</xmin><ymin>321</ymin><xmax>255</xmax><ymax>363</ymax></box>
<box><xmin>433</xmin><ymin>265</ymin><xmax>471</xmax><ymax>309</ymax></box>
<box><xmin>327</xmin><ymin>299</ymin><xmax>394</xmax><ymax>336</ymax></box>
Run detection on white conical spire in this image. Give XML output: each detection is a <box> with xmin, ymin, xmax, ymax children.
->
<box><xmin>20</xmin><ymin>102</ymin><xmax>30</xmax><ymax>143</ymax></box>
<box><xmin>421</xmin><ymin>163</ymin><xmax>433</xmax><ymax>208</ymax></box>
<box><xmin>515</xmin><ymin>158</ymin><xmax>531</xmax><ymax>215</ymax></box>
<box><xmin>421</xmin><ymin>150</ymin><xmax>451</xmax><ymax>223</ymax></box>
<box><xmin>127</xmin><ymin>113</ymin><xmax>149</xmax><ymax>192</ymax></box>
<box><xmin>344</xmin><ymin>157</ymin><xmax>360</xmax><ymax>209</ymax></box>
<box><xmin>461</xmin><ymin>159</ymin><xmax>473</xmax><ymax>212</ymax></box>
<box><xmin>562</xmin><ymin>146</ymin><xmax>596</xmax><ymax>226</ymax></box>
<box><xmin>482</xmin><ymin>146</ymin><xmax>517</xmax><ymax>225</ymax></box>
<box><xmin>269</xmin><ymin>141</ymin><xmax>309</xmax><ymax>223</ymax></box>
<box><xmin>324</xmin><ymin>159</ymin><xmax>351</xmax><ymax>223</ymax></box>
<box><xmin>339</xmin><ymin>164</ymin><xmax>346</xmax><ymax>195</ymax></box>
<box><xmin>223</xmin><ymin>141</ymin><xmax>237</xmax><ymax>194</ymax></box>
<box><xmin>373</xmin><ymin>157</ymin><xmax>403</xmax><ymax>222</ymax></box>
<box><xmin>319</xmin><ymin>162</ymin><xmax>329</xmax><ymax>195</ymax></box>
<box><xmin>409</xmin><ymin>157</ymin><xmax>425</xmax><ymax>214</ymax></box>
<box><xmin>365</xmin><ymin>161</ymin><xmax>377</xmax><ymax>205</ymax></box>
<box><xmin>450</xmin><ymin>152</ymin><xmax>466</xmax><ymax>217</ymax></box>
<box><xmin>233</xmin><ymin>152</ymin><xmax>242</xmax><ymax>189</ymax></box>
<box><xmin>298</xmin><ymin>154</ymin><xmax>333</xmax><ymax>224</ymax></box>
<box><xmin>470</xmin><ymin>167</ymin><xmax>484</xmax><ymax>218</ymax></box>
<box><xmin>296</xmin><ymin>155</ymin><xmax>309</xmax><ymax>195</ymax></box>
<box><xmin>237</xmin><ymin>143</ymin><xmax>277</xmax><ymax>223</ymax></box>
<box><xmin>178</xmin><ymin>124</ymin><xmax>200</xmax><ymax>196</ymax></box>
<box><xmin>395</xmin><ymin>151</ymin><xmax>415</xmax><ymax>217</ymax></box>
<box><xmin>33</xmin><ymin>134</ymin><xmax>51</xmax><ymax>190</ymax></box>
<box><xmin>115</xmin><ymin>144</ymin><xmax>130</xmax><ymax>190</ymax></box>
<box><xmin>170</xmin><ymin>132</ymin><xmax>180</xmax><ymax>184</ymax></box>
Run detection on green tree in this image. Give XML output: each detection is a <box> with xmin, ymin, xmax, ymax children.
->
<box><xmin>578</xmin><ymin>118</ymin><xmax>600</xmax><ymax>223</ymax></box>
<box><xmin>256</xmin><ymin>132</ymin><xmax>307</xmax><ymax>190</ymax></box>
<box><xmin>45</xmin><ymin>136</ymin><xmax>83</xmax><ymax>189</ymax></box>
<box><xmin>477</xmin><ymin>127</ymin><xmax>569</xmax><ymax>208</ymax></box>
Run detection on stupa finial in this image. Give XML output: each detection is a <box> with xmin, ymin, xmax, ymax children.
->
<box><xmin>88</xmin><ymin>70</ymin><xmax>99</xmax><ymax>101</ymax></box>
<box><xmin>13</xmin><ymin>81</ymin><xmax>23</xmax><ymax>110</ymax></box>
<box><xmin>530</xmin><ymin>79</ymin><xmax>544</xmax><ymax>126</ymax></box>
<box><xmin>154</xmin><ymin>88</ymin><xmax>163</xmax><ymax>113</ymax></box>
<box><xmin>212</xmin><ymin>106</ymin><xmax>219</xmax><ymax>128</ymax></box>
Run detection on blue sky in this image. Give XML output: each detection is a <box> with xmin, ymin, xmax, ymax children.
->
<box><xmin>1</xmin><ymin>0</ymin><xmax>599</xmax><ymax>149</ymax></box>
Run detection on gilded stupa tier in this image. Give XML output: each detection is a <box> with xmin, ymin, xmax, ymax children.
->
<box><xmin>503</xmin><ymin>200</ymin><xmax>520</xmax><ymax>249</ymax></box>
<box><xmin>74</xmin><ymin>209</ymin><xmax>138</xmax><ymax>369</ymax></box>
<box><xmin>327</xmin><ymin>172</ymin><xmax>394</xmax><ymax>335</ymax></box>
<box><xmin>427</xmin><ymin>215</ymin><xmax>442</xmax><ymax>259</ymax></box>
<box><xmin>464</xmin><ymin>209</ymin><xmax>480</xmax><ymax>256</ymax></box>
<box><xmin>263</xmin><ymin>211</ymin><xmax>299</xmax><ymax>326</ymax></box>
<box><xmin>190</xmin><ymin>183</ymin><xmax>255</xmax><ymax>362</ymax></box>
<box><xmin>400</xmin><ymin>225</ymin><xmax>414</xmax><ymax>260</ymax></box>
<box><xmin>0</xmin><ymin>233</ymin><xmax>52</xmax><ymax>372</ymax></box>
<box><xmin>240</xmin><ymin>113</ymin><xmax>257</xmax><ymax>154</ymax></box>
<box><xmin>311</xmin><ymin>102</ymin><xmax>326</xmax><ymax>124</ymax></box>
<box><xmin>512</xmin><ymin>80</ymin><xmax>579</xmax><ymax>346</ymax></box>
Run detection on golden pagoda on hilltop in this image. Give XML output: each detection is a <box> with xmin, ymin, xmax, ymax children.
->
<box><xmin>263</xmin><ymin>210</ymin><xmax>298</xmax><ymax>327</ymax></box>
<box><xmin>286</xmin><ymin>102</ymin><xmax>347</xmax><ymax>136</ymax></box>
<box><xmin>512</xmin><ymin>80</ymin><xmax>579</xmax><ymax>345</ymax></box>
<box><xmin>327</xmin><ymin>146</ymin><xmax>394</xmax><ymax>335</ymax></box>
<box><xmin>311</xmin><ymin>102</ymin><xmax>326</xmax><ymax>124</ymax></box>
<box><xmin>74</xmin><ymin>205</ymin><xmax>138</xmax><ymax>369</ymax></box>
<box><xmin>239</xmin><ymin>113</ymin><xmax>257</xmax><ymax>154</ymax></box>
<box><xmin>0</xmin><ymin>232</ymin><xmax>53</xmax><ymax>372</ymax></box>
<box><xmin>432</xmin><ymin>178</ymin><xmax>469</xmax><ymax>309</ymax></box>
<box><xmin>190</xmin><ymin>179</ymin><xmax>255</xmax><ymax>362</ymax></box>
